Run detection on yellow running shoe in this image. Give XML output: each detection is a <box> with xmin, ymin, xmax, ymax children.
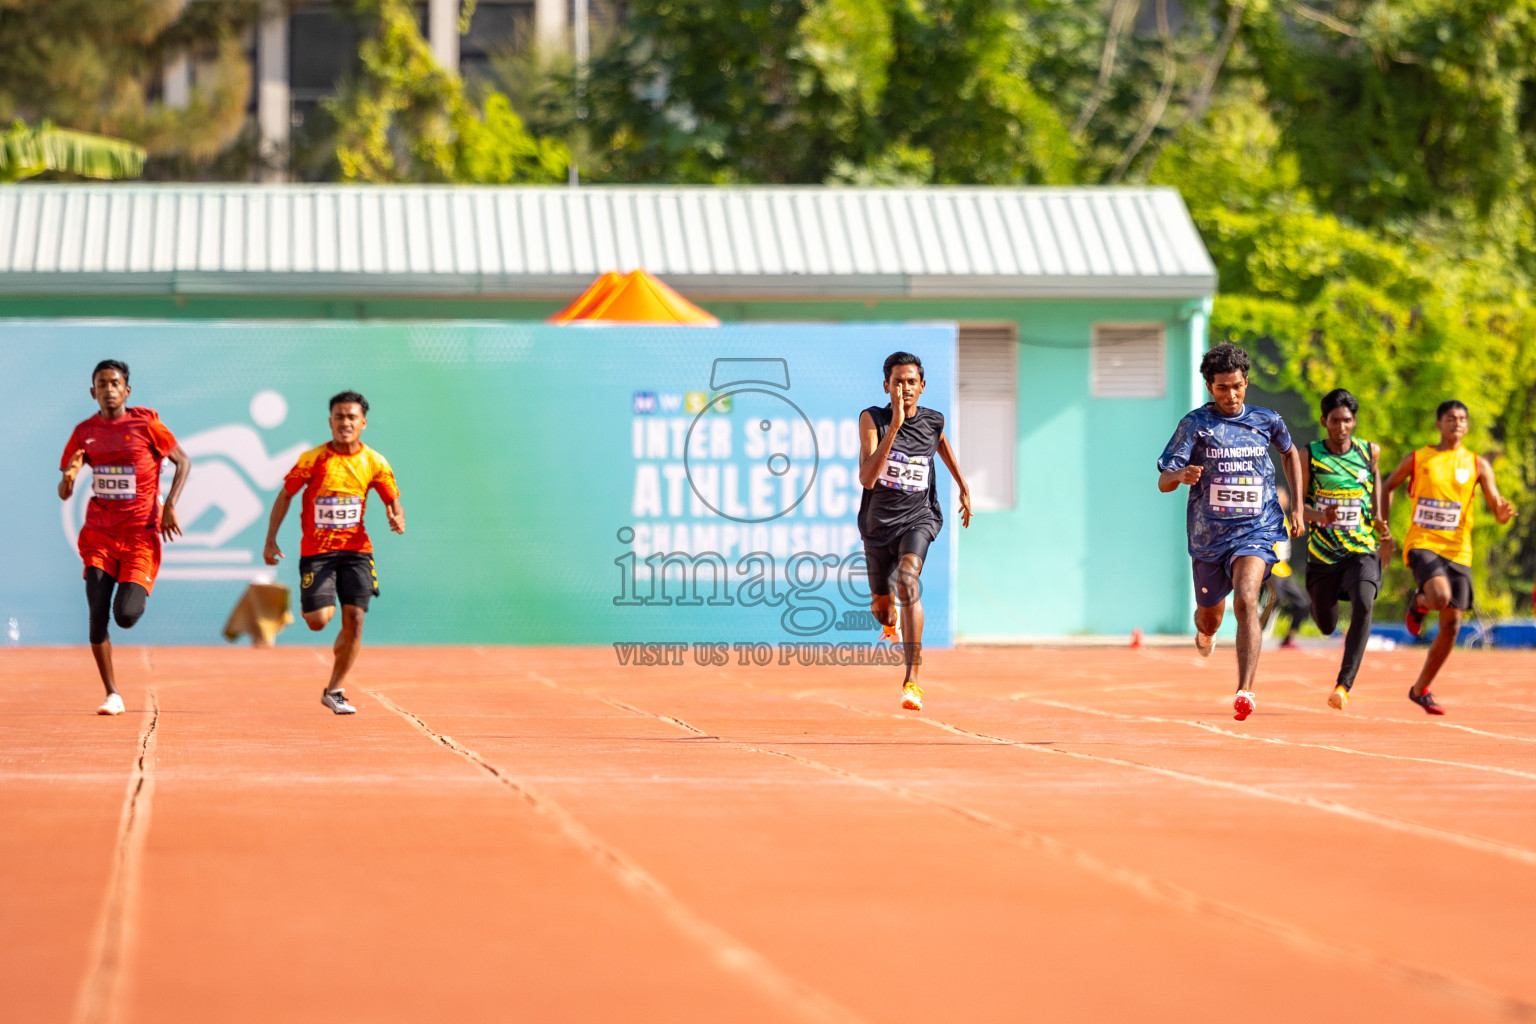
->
<box><xmin>1328</xmin><ymin>685</ymin><xmax>1349</xmax><ymax>710</ymax></box>
<box><xmin>901</xmin><ymin>682</ymin><xmax>924</xmax><ymax>711</ymax></box>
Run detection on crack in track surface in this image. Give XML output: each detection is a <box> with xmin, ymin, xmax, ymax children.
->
<box><xmin>586</xmin><ymin>687</ymin><xmax>1536</xmax><ymax>1022</ymax></box>
<box><xmin>73</xmin><ymin>689</ymin><xmax>159</xmax><ymax>1024</ymax></box>
<box><xmin>367</xmin><ymin>689</ymin><xmax>866</xmax><ymax>1024</ymax></box>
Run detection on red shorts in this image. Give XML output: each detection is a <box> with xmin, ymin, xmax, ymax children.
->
<box><xmin>79</xmin><ymin>527</ymin><xmax>162</xmax><ymax>594</ymax></box>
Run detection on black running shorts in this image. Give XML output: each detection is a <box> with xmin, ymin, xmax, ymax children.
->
<box><xmin>863</xmin><ymin>529</ymin><xmax>932</xmax><ymax>597</ymax></box>
<box><xmin>1305</xmin><ymin>551</ymin><xmax>1382</xmax><ymax>609</ymax></box>
<box><xmin>299</xmin><ymin>551</ymin><xmax>379</xmax><ymax>613</ymax></box>
<box><xmin>1407</xmin><ymin>548</ymin><xmax>1473</xmax><ymax>610</ymax></box>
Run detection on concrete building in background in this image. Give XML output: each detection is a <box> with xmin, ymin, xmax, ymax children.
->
<box><xmin>0</xmin><ymin>184</ymin><xmax>1217</xmax><ymax>640</ymax></box>
<box><xmin>161</xmin><ymin>1</ymin><xmax>611</xmax><ymax>180</ymax></box>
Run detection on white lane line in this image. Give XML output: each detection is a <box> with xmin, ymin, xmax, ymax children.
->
<box><xmin>369</xmin><ymin>690</ymin><xmax>866</xmax><ymax>1024</ymax></box>
<box><xmin>593</xmin><ymin>688</ymin><xmax>1536</xmax><ymax>1021</ymax></box>
<box><xmin>1266</xmin><ymin>699</ymin><xmax>1536</xmax><ymax>745</ymax></box>
<box><xmin>73</xmin><ymin>689</ymin><xmax>159</xmax><ymax>1024</ymax></box>
<box><xmin>1018</xmin><ymin>696</ymin><xmax>1536</xmax><ymax>783</ymax></box>
<box><xmin>816</xmin><ymin>697</ymin><xmax>1536</xmax><ymax>871</ymax></box>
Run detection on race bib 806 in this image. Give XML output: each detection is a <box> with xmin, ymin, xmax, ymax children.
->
<box><xmin>877</xmin><ymin>452</ymin><xmax>932</xmax><ymax>493</ymax></box>
<box><xmin>1412</xmin><ymin>497</ymin><xmax>1462</xmax><ymax>531</ymax></box>
<box><xmin>314</xmin><ymin>495</ymin><xmax>363</xmax><ymax>529</ymax></box>
<box><xmin>91</xmin><ymin>465</ymin><xmax>137</xmax><ymax>501</ymax></box>
<box><xmin>1208</xmin><ymin>475</ymin><xmax>1264</xmax><ymax>515</ymax></box>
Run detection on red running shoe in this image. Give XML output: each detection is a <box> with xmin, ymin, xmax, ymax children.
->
<box><xmin>1233</xmin><ymin>690</ymin><xmax>1256</xmax><ymax>721</ymax></box>
<box><xmin>1409</xmin><ymin>688</ymin><xmax>1446</xmax><ymax>715</ymax></box>
<box><xmin>1405</xmin><ymin>593</ymin><xmax>1426</xmax><ymax>638</ymax></box>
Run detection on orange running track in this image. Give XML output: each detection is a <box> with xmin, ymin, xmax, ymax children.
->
<box><xmin>4</xmin><ymin>643</ymin><xmax>1536</xmax><ymax>1023</ymax></box>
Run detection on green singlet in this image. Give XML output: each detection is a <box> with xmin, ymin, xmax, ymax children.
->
<box><xmin>1306</xmin><ymin>438</ymin><xmax>1378</xmax><ymax>563</ymax></box>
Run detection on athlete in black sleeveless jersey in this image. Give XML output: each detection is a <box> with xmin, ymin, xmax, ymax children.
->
<box><xmin>857</xmin><ymin>351</ymin><xmax>972</xmax><ymax>710</ymax></box>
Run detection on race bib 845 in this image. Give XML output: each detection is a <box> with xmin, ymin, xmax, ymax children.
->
<box><xmin>877</xmin><ymin>452</ymin><xmax>932</xmax><ymax>493</ymax></box>
<box><xmin>314</xmin><ymin>495</ymin><xmax>363</xmax><ymax>530</ymax></box>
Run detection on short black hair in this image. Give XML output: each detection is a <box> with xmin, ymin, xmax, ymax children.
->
<box><xmin>93</xmin><ymin>359</ymin><xmax>129</xmax><ymax>385</ymax></box>
<box><xmin>1436</xmin><ymin>399</ymin><xmax>1468</xmax><ymax>420</ymax></box>
<box><xmin>883</xmin><ymin>351</ymin><xmax>924</xmax><ymax>382</ymax></box>
<box><xmin>1199</xmin><ymin>343</ymin><xmax>1250</xmax><ymax>384</ymax></box>
<box><xmin>329</xmin><ymin>390</ymin><xmax>369</xmax><ymax>416</ymax></box>
<box><xmin>1320</xmin><ymin>389</ymin><xmax>1358</xmax><ymax>418</ymax></box>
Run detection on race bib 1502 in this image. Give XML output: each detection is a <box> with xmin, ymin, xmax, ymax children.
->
<box><xmin>1413</xmin><ymin>497</ymin><xmax>1461</xmax><ymax>531</ymax></box>
<box><xmin>314</xmin><ymin>495</ymin><xmax>363</xmax><ymax>530</ymax></box>
<box><xmin>1207</xmin><ymin>475</ymin><xmax>1264</xmax><ymax>515</ymax></box>
<box><xmin>1317</xmin><ymin>495</ymin><xmax>1365</xmax><ymax>530</ymax></box>
<box><xmin>91</xmin><ymin>465</ymin><xmax>137</xmax><ymax>501</ymax></box>
<box><xmin>877</xmin><ymin>452</ymin><xmax>932</xmax><ymax>493</ymax></box>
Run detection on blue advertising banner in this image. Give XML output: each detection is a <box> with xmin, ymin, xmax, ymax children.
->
<box><xmin>0</xmin><ymin>320</ymin><xmax>957</xmax><ymax>649</ymax></box>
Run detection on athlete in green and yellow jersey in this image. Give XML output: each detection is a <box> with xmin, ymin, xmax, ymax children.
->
<box><xmin>1382</xmin><ymin>400</ymin><xmax>1516</xmax><ymax>714</ymax></box>
<box><xmin>1300</xmin><ymin>390</ymin><xmax>1387</xmax><ymax>710</ymax></box>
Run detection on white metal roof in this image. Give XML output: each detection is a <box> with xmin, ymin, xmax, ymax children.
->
<box><xmin>0</xmin><ymin>185</ymin><xmax>1215</xmax><ymax>300</ymax></box>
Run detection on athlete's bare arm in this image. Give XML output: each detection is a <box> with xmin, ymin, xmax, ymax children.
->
<box><xmin>1476</xmin><ymin>455</ymin><xmax>1517</xmax><ymax>524</ymax></box>
<box><xmin>263</xmin><ymin>490</ymin><xmax>294</xmax><ymax>565</ymax></box>
<box><xmin>857</xmin><ymin>409</ymin><xmax>903</xmax><ymax>490</ymax></box>
<box><xmin>1157</xmin><ymin>464</ymin><xmax>1201</xmax><ymax>493</ymax></box>
<box><xmin>935</xmin><ymin>434</ymin><xmax>972</xmax><ymax>528</ymax></box>
<box><xmin>1370</xmin><ymin>442</ymin><xmax>1394</xmax><ymax>558</ymax></box>
<box><xmin>1298</xmin><ymin>453</ymin><xmax>1339</xmax><ymax>525</ymax></box>
<box><xmin>385</xmin><ymin>497</ymin><xmax>406</xmax><ymax>534</ymax></box>
<box><xmin>58</xmin><ymin>449</ymin><xmax>86</xmax><ymax>500</ymax></box>
<box><xmin>1280</xmin><ymin>444</ymin><xmax>1306</xmax><ymax>537</ymax></box>
<box><xmin>159</xmin><ymin>444</ymin><xmax>192</xmax><ymax>542</ymax></box>
<box><xmin>1380</xmin><ymin>452</ymin><xmax>1415</xmax><ymax>524</ymax></box>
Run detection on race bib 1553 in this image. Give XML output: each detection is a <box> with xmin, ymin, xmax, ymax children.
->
<box><xmin>1412</xmin><ymin>497</ymin><xmax>1461</xmax><ymax>531</ymax></box>
<box><xmin>91</xmin><ymin>465</ymin><xmax>137</xmax><ymax>501</ymax></box>
<box><xmin>314</xmin><ymin>495</ymin><xmax>363</xmax><ymax>530</ymax></box>
<box><xmin>877</xmin><ymin>452</ymin><xmax>932</xmax><ymax>493</ymax></box>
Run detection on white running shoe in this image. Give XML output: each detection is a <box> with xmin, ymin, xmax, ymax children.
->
<box><xmin>1233</xmin><ymin>690</ymin><xmax>1256</xmax><ymax>721</ymax></box>
<box><xmin>1195</xmin><ymin>632</ymin><xmax>1216</xmax><ymax>658</ymax></box>
<box><xmin>321</xmin><ymin>690</ymin><xmax>356</xmax><ymax>715</ymax></box>
<box><xmin>97</xmin><ymin>693</ymin><xmax>124</xmax><ymax>716</ymax></box>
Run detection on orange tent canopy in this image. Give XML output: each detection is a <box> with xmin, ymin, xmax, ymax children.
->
<box><xmin>548</xmin><ymin>269</ymin><xmax>719</xmax><ymax>325</ymax></box>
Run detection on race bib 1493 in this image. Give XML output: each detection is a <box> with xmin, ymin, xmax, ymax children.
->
<box><xmin>91</xmin><ymin>465</ymin><xmax>137</xmax><ymax>501</ymax></box>
<box><xmin>314</xmin><ymin>495</ymin><xmax>363</xmax><ymax>530</ymax></box>
<box><xmin>877</xmin><ymin>452</ymin><xmax>932</xmax><ymax>493</ymax></box>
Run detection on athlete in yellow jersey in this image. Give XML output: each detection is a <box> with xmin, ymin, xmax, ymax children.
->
<box><xmin>263</xmin><ymin>391</ymin><xmax>405</xmax><ymax>714</ymax></box>
<box><xmin>1382</xmin><ymin>400</ymin><xmax>1514</xmax><ymax>714</ymax></box>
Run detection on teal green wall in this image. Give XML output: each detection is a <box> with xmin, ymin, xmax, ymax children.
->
<box><xmin>2</xmin><ymin>290</ymin><xmax>1206</xmax><ymax>637</ymax></box>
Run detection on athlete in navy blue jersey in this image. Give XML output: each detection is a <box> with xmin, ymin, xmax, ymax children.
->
<box><xmin>1157</xmin><ymin>343</ymin><xmax>1305</xmax><ymax>721</ymax></box>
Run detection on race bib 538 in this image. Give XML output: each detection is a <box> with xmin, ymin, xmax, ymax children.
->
<box><xmin>877</xmin><ymin>452</ymin><xmax>932</xmax><ymax>493</ymax></box>
<box><xmin>1208</xmin><ymin>475</ymin><xmax>1264</xmax><ymax>515</ymax></box>
<box><xmin>91</xmin><ymin>465</ymin><xmax>137</xmax><ymax>501</ymax></box>
<box><xmin>314</xmin><ymin>495</ymin><xmax>363</xmax><ymax>530</ymax></box>
<box><xmin>1412</xmin><ymin>497</ymin><xmax>1461</xmax><ymax>531</ymax></box>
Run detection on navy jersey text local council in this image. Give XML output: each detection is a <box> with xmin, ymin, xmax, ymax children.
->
<box><xmin>1157</xmin><ymin>403</ymin><xmax>1294</xmax><ymax>562</ymax></box>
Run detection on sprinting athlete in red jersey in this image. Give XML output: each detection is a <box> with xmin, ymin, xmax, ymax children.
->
<box><xmin>58</xmin><ymin>360</ymin><xmax>192</xmax><ymax>715</ymax></box>
<box><xmin>264</xmin><ymin>391</ymin><xmax>404</xmax><ymax>714</ymax></box>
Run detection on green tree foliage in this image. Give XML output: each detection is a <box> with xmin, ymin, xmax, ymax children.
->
<box><xmin>0</xmin><ymin>0</ymin><xmax>263</xmax><ymax>172</ymax></box>
<box><xmin>0</xmin><ymin>120</ymin><xmax>146</xmax><ymax>181</ymax></box>
<box><xmin>325</xmin><ymin>0</ymin><xmax>568</xmax><ymax>183</ymax></box>
<box><xmin>569</xmin><ymin>0</ymin><xmax>1075</xmax><ymax>184</ymax></box>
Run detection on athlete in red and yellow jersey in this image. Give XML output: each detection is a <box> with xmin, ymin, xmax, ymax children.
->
<box><xmin>264</xmin><ymin>390</ymin><xmax>404</xmax><ymax>715</ymax></box>
<box><xmin>1382</xmin><ymin>400</ymin><xmax>1515</xmax><ymax>714</ymax></box>
<box><xmin>57</xmin><ymin>360</ymin><xmax>192</xmax><ymax>716</ymax></box>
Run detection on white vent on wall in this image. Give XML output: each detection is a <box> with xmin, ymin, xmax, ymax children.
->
<box><xmin>957</xmin><ymin>324</ymin><xmax>1017</xmax><ymax>511</ymax></box>
<box><xmin>1091</xmin><ymin>324</ymin><xmax>1166</xmax><ymax>398</ymax></box>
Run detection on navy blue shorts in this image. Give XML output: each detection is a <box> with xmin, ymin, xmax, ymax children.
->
<box><xmin>1193</xmin><ymin>544</ymin><xmax>1279</xmax><ymax>608</ymax></box>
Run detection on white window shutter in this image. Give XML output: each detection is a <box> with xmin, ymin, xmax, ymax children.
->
<box><xmin>1091</xmin><ymin>324</ymin><xmax>1166</xmax><ymax>398</ymax></box>
<box><xmin>957</xmin><ymin>325</ymin><xmax>1017</xmax><ymax>511</ymax></box>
